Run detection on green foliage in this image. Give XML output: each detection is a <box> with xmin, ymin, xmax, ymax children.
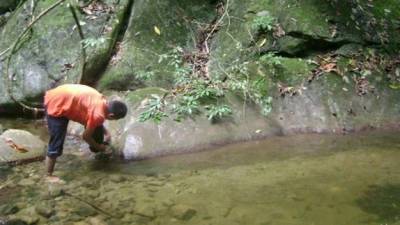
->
<box><xmin>173</xmin><ymin>66</ymin><xmax>192</xmax><ymax>85</ymax></box>
<box><xmin>138</xmin><ymin>45</ymin><xmax>274</xmax><ymax>123</ymax></box>
<box><xmin>173</xmin><ymin>95</ymin><xmax>200</xmax><ymax>119</ymax></box>
<box><xmin>206</xmin><ymin>104</ymin><xmax>232</xmax><ymax>121</ymax></box>
<box><xmin>225</xmin><ymin>57</ymin><xmax>272</xmax><ymax>117</ymax></box>
<box><xmin>260</xmin><ymin>52</ymin><xmax>282</xmax><ymax>67</ymax></box>
<box><xmin>251</xmin><ymin>14</ymin><xmax>276</xmax><ymax>32</ymax></box>
<box><xmin>135</xmin><ymin>70</ymin><xmax>154</xmax><ymax>81</ymax></box>
<box><xmin>190</xmin><ymin>80</ymin><xmax>224</xmax><ymax>100</ymax></box>
<box><xmin>138</xmin><ymin>95</ymin><xmax>168</xmax><ymax>123</ymax></box>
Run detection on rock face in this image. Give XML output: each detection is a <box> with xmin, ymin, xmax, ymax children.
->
<box><xmin>0</xmin><ymin>129</ymin><xmax>46</xmax><ymax>164</ymax></box>
<box><xmin>1</xmin><ymin>0</ymin><xmax>400</xmax><ymax>159</ymax></box>
<box><xmin>0</xmin><ymin>0</ymin><xmax>132</xmax><ymax>115</ymax></box>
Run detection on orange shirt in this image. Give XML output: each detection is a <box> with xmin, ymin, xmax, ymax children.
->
<box><xmin>44</xmin><ymin>84</ymin><xmax>107</xmax><ymax>128</ymax></box>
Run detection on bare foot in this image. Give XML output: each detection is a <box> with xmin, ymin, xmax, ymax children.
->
<box><xmin>45</xmin><ymin>176</ymin><xmax>66</xmax><ymax>184</ymax></box>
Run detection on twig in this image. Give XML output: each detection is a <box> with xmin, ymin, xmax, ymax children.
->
<box><xmin>64</xmin><ymin>191</ymin><xmax>116</xmax><ymax>218</ymax></box>
<box><xmin>204</xmin><ymin>0</ymin><xmax>229</xmax><ymax>43</ymax></box>
<box><xmin>0</xmin><ymin>47</ymin><xmax>10</xmax><ymax>59</ymax></box>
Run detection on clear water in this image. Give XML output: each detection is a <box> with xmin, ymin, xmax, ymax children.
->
<box><xmin>1</xmin><ymin>128</ymin><xmax>400</xmax><ymax>225</ymax></box>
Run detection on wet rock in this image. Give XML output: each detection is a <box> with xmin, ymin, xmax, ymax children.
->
<box><xmin>47</xmin><ymin>186</ymin><xmax>64</xmax><ymax>198</ymax></box>
<box><xmin>88</xmin><ymin>216</ymin><xmax>108</xmax><ymax>225</ymax></box>
<box><xmin>161</xmin><ymin>199</ymin><xmax>175</xmax><ymax>207</ymax></box>
<box><xmin>34</xmin><ymin>203</ymin><xmax>54</xmax><ymax>218</ymax></box>
<box><xmin>109</xmin><ymin>174</ymin><xmax>127</xmax><ymax>183</ymax></box>
<box><xmin>86</xmin><ymin>190</ymin><xmax>100</xmax><ymax>199</ymax></box>
<box><xmin>145</xmin><ymin>180</ymin><xmax>165</xmax><ymax>187</ymax></box>
<box><xmin>73</xmin><ymin>221</ymin><xmax>91</xmax><ymax>225</ymax></box>
<box><xmin>134</xmin><ymin>204</ymin><xmax>156</xmax><ymax>218</ymax></box>
<box><xmin>18</xmin><ymin>178</ymin><xmax>35</xmax><ymax>186</ymax></box>
<box><xmin>170</xmin><ymin>204</ymin><xmax>197</xmax><ymax>220</ymax></box>
<box><xmin>3</xmin><ymin>218</ymin><xmax>28</xmax><ymax>225</ymax></box>
<box><xmin>75</xmin><ymin>205</ymin><xmax>97</xmax><ymax>217</ymax></box>
<box><xmin>11</xmin><ymin>214</ymin><xmax>40</xmax><ymax>225</ymax></box>
<box><xmin>0</xmin><ymin>204</ymin><xmax>19</xmax><ymax>215</ymax></box>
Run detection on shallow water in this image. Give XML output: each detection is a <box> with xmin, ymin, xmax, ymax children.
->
<box><xmin>1</xmin><ymin>130</ymin><xmax>400</xmax><ymax>225</ymax></box>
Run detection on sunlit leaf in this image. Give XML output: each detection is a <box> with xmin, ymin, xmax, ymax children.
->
<box><xmin>259</xmin><ymin>38</ymin><xmax>267</xmax><ymax>47</ymax></box>
<box><xmin>154</xmin><ymin>26</ymin><xmax>161</xmax><ymax>35</ymax></box>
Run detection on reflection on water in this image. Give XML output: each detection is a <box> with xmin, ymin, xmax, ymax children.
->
<box><xmin>0</xmin><ymin>131</ymin><xmax>400</xmax><ymax>225</ymax></box>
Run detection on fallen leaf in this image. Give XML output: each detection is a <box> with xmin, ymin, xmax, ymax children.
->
<box><xmin>4</xmin><ymin>138</ymin><xmax>29</xmax><ymax>153</ymax></box>
<box><xmin>154</xmin><ymin>26</ymin><xmax>161</xmax><ymax>35</ymax></box>
<box><xmin>258</xmin><ymin>38</ymin><xmax>267</xmax><ymax>47</ymax></box>
<box><xmin>321</xmin><ymin>63</ymin><xmax>336</xmax><ymax>72</ymax></box>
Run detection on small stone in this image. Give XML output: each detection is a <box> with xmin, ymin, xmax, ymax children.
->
<box><xmin>48</xmin><ymin>186</ymin><xmax>64</xmax><ymax>197</ymax></box>
<box><xmin>146</xmin><ymin>187</ymin><xmax>158</xmax><ymax>193</ymax></box>
<box><xmin>135</xmin><ymin>205</ymin><xmax>156</xmax><ymax>218</ymax></box>
<box><xmin>73</xmin><ymin>221</ymin><xmax>91</xmax><ymax>225</ymax></box>
<box><xmin>109</xmin><ymin>175</ymin><xmax>126</xmax><ymax>183</ymax></box>
<box><xmin>18</xmin><ymin>178</ymin><xmax>35</xmax><ymax>186</ymax></box>
<box><xmin>0</xmin><ymin>204</ymin><xmax>19</xmax><ymax>215</ymax></box>
<box><xmin>19</xmin><ymin>214</ymin><xmax>40</xmax><ymax>225</ymax></box>
<box><xmin>145</xmin><ymin>180</ymin><xmax>165</xmax><ymax>187</ymax></box>
<box><xmin>171</xmin><ymin>205</ymin><xmax>197</xmax><ymax>220</ymax></box>
<box><xmin>88</xmin><ymin>216</ymin><xmax>108</xmax><ymax>225</ymax></box>
<box><xmin>35</xmin><ymin>204</ymin><xmax>54</xmax><ymax>218</ymax></box>
<box><xmin>161</xmin><ymin>199</ymin><xmax>174</xmax><ymax>207</ymax></box>
<box><xmin>75</xmin><ymin>205</ymin><xmax>97</xmax><ymax>217</ymax></box>
<box><xmin>4</xmin><ymin>218</ymin><xmax>27</xmax><ymax>225</ymax></box>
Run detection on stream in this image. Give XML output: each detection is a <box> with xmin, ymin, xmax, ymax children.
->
<box><xmin>0</xmin><ymin>120</ymin><xmax>399</xmax><ymax>225</ymax></box>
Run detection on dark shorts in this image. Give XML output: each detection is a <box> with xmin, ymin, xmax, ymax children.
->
<box><xmin>46</xmin><ymin>114</ymin><xmax>105</xmax><ymax>158</ymax></box>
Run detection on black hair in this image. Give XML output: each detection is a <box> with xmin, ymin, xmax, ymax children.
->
<box><xmin>107</xmin><ymin>100</ymin><xmax>127</xmax><ymax>119</ymax></box>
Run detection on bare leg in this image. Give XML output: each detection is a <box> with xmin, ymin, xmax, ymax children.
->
<box><xmin>46</xmin><ymin>156</ymin><xmax>57</xmax><ymax>176</ymax></box>
<box><xmin>45</xmin><ymin>156</ymin><xmax>64</xmax><ymax>183</ymax></box>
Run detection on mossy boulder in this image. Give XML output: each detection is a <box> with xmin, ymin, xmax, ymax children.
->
<box><xmin>99</xmin><ymin>0</ymin><xmax>217</xmax><ymax>91</ymax></box>
<box><xmin>0</xmin><ymin>0</ymin><xmax>131</xmax><ymax>115</ymax></box>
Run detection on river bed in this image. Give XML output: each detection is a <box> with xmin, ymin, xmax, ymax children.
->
<box><xmin>0</xmin><ymin>125</ymin><xmax>399</xmax><ymax>225</ymax></box>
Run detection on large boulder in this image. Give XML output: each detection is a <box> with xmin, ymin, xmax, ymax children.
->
<box><xmin>101</xmin><ymin>74</ymin><xmax>400</xmax><ymax>160</ymax></box>
<box><xmin>0</xmin><ymin>129</ymin><xmax>46</xmax><ymax>164</ymax></box>
<box><xmin>0</xmin><ymin>0</ymin><xmax>132</xmax><ymax>115</ymax></box>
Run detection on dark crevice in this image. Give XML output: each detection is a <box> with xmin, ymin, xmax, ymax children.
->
<box><xmin>267</xmin><ymin>31</ymin><xmax>360</xmax><ymax>58</ymax></box>
<box><xmin>81</xmin><ymin>0</ymin><xmax>134</xmax><ymax>86</ymax></box>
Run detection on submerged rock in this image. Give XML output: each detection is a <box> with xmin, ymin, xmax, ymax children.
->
<box><xmin>134</xmin><ymin>204</ymin><xmax>156</xmax><ymax>219</ymax></box>
<box><xmin>87</xmin><ymin>216</ymin><xmax>108</xmax><ymax>225</ymax></box>
<box><xmin>170</xmin><ymin>204</ymin><xmax>197</xmax><ymax>220</ymax></box>
<box><xmin>34</xmin><ymin>203</ymin><xmax>54</xmax><ymax>218</ymax></box>
<box><xmin>0</xmin><ymin>204</ymin><xmax>19</xmax><ymax>215</ymax></box>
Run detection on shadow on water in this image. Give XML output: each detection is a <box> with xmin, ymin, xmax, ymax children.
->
<box><xmin>356</xmin><ymin>184</ymin><xmax>400</xmax><ymax>223</ymax></box>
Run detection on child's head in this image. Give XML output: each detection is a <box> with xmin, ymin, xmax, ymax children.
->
<box><xmin>107</xmin><ymin>100</ymin><xmax>127</xmax><ymax>120</ymax></box>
